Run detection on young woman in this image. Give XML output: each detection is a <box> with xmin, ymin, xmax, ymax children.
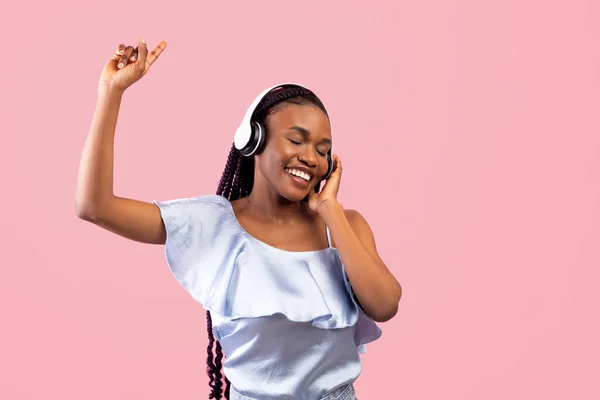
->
<box><xmin>76</xmin><ymin>38</ymin><xmax>402</xmax><ymax>400</ymax></box>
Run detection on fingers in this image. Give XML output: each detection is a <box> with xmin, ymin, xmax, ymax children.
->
<box><xmin>118</xmin><ymin>45</ymin><xmax>135</xmax><ymax>69</ymax></box>
<box><xmin>109</xmin><ymin>44</ymin><xmax>125</xmax><ymax>62</ymax></box>
<box><xmin>145</xmin><ymin>41</ymin><xmax>168</xmax><ymax>70</ymax></box>
<box><xmin>332</xmin><ymin>154</ymin><xmax>342</xmax><ymax>173</ymax></box>
<box><xmin>109</xmin><ymin>39</ymin><xmax>167</xmax><ymax>73</ymax></box>
<box><xmin>135</xmin><ymin>38</ymin><xmax>147</xmax><ymax>70</ymax></box>
<box><xmin>110</xmin><ymin>43</ymin><xmax>138</xmax><ymax>65</ymax></box>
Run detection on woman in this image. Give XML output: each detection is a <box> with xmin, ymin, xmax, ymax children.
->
<box><xmin>76</xmin><ymin>38</ymin><xmax>402</xmax><ymax>400</ymax></box>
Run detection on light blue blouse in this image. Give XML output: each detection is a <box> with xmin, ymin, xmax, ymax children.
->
<box><xmin>153</xmin><ymin>195</ymin><xmax>382</xmax><ymax>400</ymax></box>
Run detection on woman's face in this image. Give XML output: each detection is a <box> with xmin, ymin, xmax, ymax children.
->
<box><xmin>254</xmin><ymin>103</ymin><xmax>332</xmax><ymax>202</ymax></box>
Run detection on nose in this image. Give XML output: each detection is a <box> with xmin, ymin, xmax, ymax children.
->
<box><xmin>297</xmin><ymin>146</ymin><xmax>318</xmax><ymax>168</ymax></box>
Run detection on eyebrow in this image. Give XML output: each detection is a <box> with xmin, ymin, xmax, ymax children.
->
<box><xmin>289</xmin><ymin>126</ymin><xmax>332</xmax><ymax>145</ymax></box>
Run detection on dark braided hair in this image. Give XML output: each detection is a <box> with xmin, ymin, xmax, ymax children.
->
<box><xmin>205</xmin><ymin>84</ymin><xmax>329</xmax><ymax>399</ymax></box>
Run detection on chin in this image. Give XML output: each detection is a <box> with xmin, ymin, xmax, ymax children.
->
<box><xmin>278</xmin><ymin>183</ymin><xmax>314</xmax><ymax>203</ymax></box>
<box><xmin>275</xmin><ymin>171</ymin><xmax>318</xmax><ymax>202</ymax></box>
<box><xmin>280</xmin><ymin>189</ymin><xmax>309</xmax><ymax>203</ymax></box>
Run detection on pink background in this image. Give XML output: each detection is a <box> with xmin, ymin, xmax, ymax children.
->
<box><xmin>2</xmin><ymin>1</ymin><xmax>599</xmax><ymax>399</ymax></box>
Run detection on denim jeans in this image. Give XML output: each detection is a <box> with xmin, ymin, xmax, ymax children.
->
<box><xmin>229</xmin><ymin>382</ymin><xmax>358</xmax><ymax>400</ymax></box>
<box><xmin>319</xmin><ymin>383</ymin><xmax>358</xmax><ymax>400</ymax></box>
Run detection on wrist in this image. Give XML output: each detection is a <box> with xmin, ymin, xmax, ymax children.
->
<box><xmin>317</xmin><ymin>199</ymin><xmax>343</xmax><ymax>217</ymax></box>
<box><xmin>98</xmin><ymin>82</ymin><xmax>125</xmax><ymax>99</ymax></box>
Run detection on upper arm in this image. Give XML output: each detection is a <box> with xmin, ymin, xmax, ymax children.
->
<box><xmin>78</xmin><ymin>196</ymin><xmax>167</xmax><ymax>245</ymax></box>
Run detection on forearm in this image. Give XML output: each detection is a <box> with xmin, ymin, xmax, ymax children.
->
<box><xmin>75</xmin><ymin>86</ymin><xmax>124</xmax><ymax>218</ymax></box>
<box><xmin>320</xmin><ymin>201</ymin><xmax>401</xmax><ymax>322</ymax></box>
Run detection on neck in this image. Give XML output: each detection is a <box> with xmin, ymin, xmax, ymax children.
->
<box><xmin>244</xmin><ymin>184</ymin><xmax>305</xmax><ymax>221</ymax></box>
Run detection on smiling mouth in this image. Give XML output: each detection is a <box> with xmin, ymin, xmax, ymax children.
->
<box><xmin>284</xmin><ymin>168</ymin><xmax>313</xmax><ymax>187</ymax></box>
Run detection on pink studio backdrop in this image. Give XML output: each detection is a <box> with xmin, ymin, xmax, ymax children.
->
<box><xmin>2</xmin><ymin>1</ymin><xmax>599</xmax><ymax>399</ymax></box>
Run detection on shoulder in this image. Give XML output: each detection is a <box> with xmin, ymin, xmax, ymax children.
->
<box><xmin>343</xmin><ymin>208</ymin><xmax>361</xmax><ymax>221</ymax></box>
<box><xmin>343</xmin><ymin>208</ymin><xmax>369</xmax><ymax>229</ymax></box>
<box><xmin>154</xmin><ymin>195</ymin><xmax>230</xmax><ymax>224</ymax></box>
<box><xmin>188</xmin><ymin>194</ymin><xmax>229</xmax><ymax>207</ymax></box>
<box><xmin>155</xmin><ymin>194</ymin><xmax>225</xmax><ymax>207</ymax></box>
<box><xmin>186</xmin><ymin>195</ymin><xmax>232</xmax><ymax>220</ymax></box>
<box><xmin>343</xmin><ymin>207</ymin><xmax>378</xmax><ymax>246</ymax></box>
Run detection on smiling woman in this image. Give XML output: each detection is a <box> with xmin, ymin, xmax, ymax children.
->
<box><xmin>256</xmin><ymin>105</ymin><xmax>332</xmax><ymax>197</ymax></box>
<box><xmin>77</xmin><ymin>64</ymin><xmax>401</xmax><ymax>400</ymax></box>
<box><xmin>155</xmin><ymin>84</ymin><xmax>400</xmax><ymax>400</ymax></box>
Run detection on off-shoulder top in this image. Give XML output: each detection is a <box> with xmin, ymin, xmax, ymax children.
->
<box><xmin>153</xmin><ymin>195</ymin><xmax>382</xmax><ymax>400</ymax></box>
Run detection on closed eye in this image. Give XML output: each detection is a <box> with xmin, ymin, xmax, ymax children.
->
<box><xmin>288</xmin><ymin>138</ymin><xmax>328</xmax><ymax>157</ymax></box>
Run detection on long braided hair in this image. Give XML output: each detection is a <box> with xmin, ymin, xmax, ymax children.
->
<box><xmin>206</xmin><ymin>84</ymin><xmax>329</xmax><ymax>399</ymax></box>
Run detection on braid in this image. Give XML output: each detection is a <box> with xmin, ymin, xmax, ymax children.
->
<box><xmin>230</xmin><ymin>155</ymin><xmax>243</xmax><ymax>200</ymax></box>
<box><xmin>216</xmin><ymin>144</ymin><xmax>240</xmax><ymax>197</ymax></box>
<box><xmin>205</xmin><ymin>311</ymin><xmax>221</xmax><ymax>399</ymax></box>
<box><xmin>205</xmin><ymin>84</ymin><xmax>328</xmax><ymax>399</ymax></box>
<box><xmin>238</xmin><ymin>156</ymin><xmax>254</xmax><ymax>199</ymax></box>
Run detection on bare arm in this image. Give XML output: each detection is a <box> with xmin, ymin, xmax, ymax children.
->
<box><xmin>75</xmin><ymin>86</ymin><xmax>166</xmax><ymax>244</ymax></box>
<box><xmin>311</xmin><ymin>155</ymin><xmax>401</xmax><ymax>322</ymax></box>
<box><xmin>76</xmin><ymin>39</ymin><xmax>168</xmax><ymax>244</ymax></box>
<box><xmin>323</xmin><ymin>203</ymin><xmax>401</xmax><ymax>322</ymax></box>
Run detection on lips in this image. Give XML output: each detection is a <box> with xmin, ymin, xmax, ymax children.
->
<box><xmin>285</xmin><ymin>167</ymin><xmax>313</xmax><ymax>182</ymax></box>
<box><xmin>284</xmin><ymin>168</ymin><xmax>313</xmax><ymax>188</ymax></box>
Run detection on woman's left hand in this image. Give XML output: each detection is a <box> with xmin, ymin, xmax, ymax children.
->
<box><xmin>308</xmin><ymin>154</ymin><xmax>342</xmax><ymax>213</ymax></box>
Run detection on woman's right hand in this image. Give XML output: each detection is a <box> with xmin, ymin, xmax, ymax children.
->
<box><xmin>98</xmin><ymin>38</ymin><xmax>168</xmax><ymax>93</ymax></box>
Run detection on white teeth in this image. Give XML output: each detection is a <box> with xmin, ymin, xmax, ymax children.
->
<box><xmin>286</xmin><ymin>168</ymin><xmax>310</xmax><ymax>181</ymax></box>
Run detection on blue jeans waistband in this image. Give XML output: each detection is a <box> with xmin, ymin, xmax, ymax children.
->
<box><xmin>229</xmin><ymin>382</ymin><xmax>356</xmax><ymax>400</ymax></box>
<box><xmin>320</xmin><ymin>383</ymin><xmax>356</xmax><ymax>400</ymax></box>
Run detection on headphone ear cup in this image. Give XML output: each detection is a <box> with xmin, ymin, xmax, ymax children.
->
<box><xmin>253</xmin><ymin>121</ymin><xmax>266</xmax><ymax>155</ymax></box>
<box><xmin>322</xmin><ymin>151</ymin><xmax>333</xmax><ymax>181</ymax></box>
<box><xmin>241</xmin><ymin>121</ymin><xmax>266</xmax><ymax>156</ymax></box>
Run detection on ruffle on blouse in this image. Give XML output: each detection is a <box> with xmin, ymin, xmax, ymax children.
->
<box><xmin>153</xmin><ymin>195</ymin><xmax>382</xmax><ymax>351</ymax></box>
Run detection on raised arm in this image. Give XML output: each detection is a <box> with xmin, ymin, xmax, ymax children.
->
<box><xmin>75</xmin><ymin>39</ymin><xmax>168</xmax><ymax>244</ymax></box>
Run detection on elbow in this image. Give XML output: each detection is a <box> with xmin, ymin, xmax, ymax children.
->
<box><xmin>75</xmin><ymin>197</ymin><xmax>100</xmax><ymax>222</ymax></box>
<box><xmin>75</xmin><ymin>188</ymin><xmax>113</xmax><ymax>222</ymax></box>
<box><xmin>75</xmin><ymin>203</ymin><xmax>96</xmax><ymax>222</ymax></box>
<box><xmin>370</xmin><ymin>285</ymin><xmax>402</xmax><ymax>323</ymax></box>
<box><xmin>371</xmin><ymin>302</ymin><xmax>399</xmax><ymax>323</ymax></box>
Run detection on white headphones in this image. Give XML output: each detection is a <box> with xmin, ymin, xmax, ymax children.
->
<box><xmin>233</xmin><ymin>82</ymin><xmax>333</xmax><ymax>181</ymax></box>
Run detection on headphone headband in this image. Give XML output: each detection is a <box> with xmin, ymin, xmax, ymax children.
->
<box><xmin>234</xmin><ymin>82</ymin><xmax>301</xmax><ymax>151</ymax></box>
